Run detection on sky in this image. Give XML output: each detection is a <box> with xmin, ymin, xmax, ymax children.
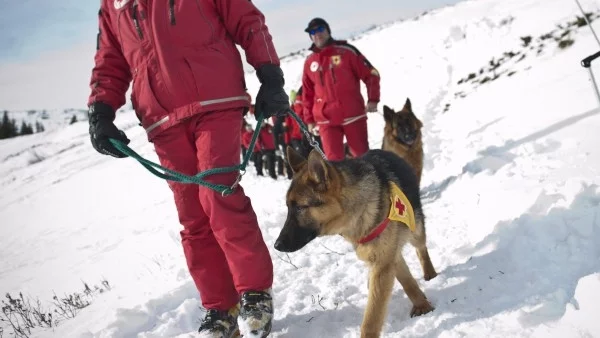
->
<box><xmin>0</xmin><ymin>0</ymin><xmax>460</xmax><ymax>111</ymax></box>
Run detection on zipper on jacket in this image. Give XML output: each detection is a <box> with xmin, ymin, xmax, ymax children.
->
<box><xmin>131</xmin><ymin>0</ymin><xmax>143</xmax><ymax>39</ymax></box>
<box><xmin>169</xmin><ymin>0</ymin><xmax>176</xmax><ymax>25</ymax></box>
<box><xmin>330</xmin><ymin>64</ymin><xmax>337</xmax><ymax>84</ymax></box>
<box><xmin>318</xmin><ymin>69</ymin><xmax>325</xmax><ymax>86</ymax></box>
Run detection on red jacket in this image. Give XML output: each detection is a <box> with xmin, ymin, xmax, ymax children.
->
<box><xmin>89</xmin><ymin>0</ymin><xmax>279</xmax><ymax>140</ymax></box>
<box><xmin>302</xmin><ymin>40</ymin><xmax>380</xmax><ymax>126</ymax></box>
<box><xmin>258</xmin><ymin>124</ymin><xmax>276</xmax><ymax>151</ymax></box>
<box><xmin>242</xmin><ymin>129</ymin><xmax>261</xmax><ymax>153</ymax></box>
<box><xmin>284</xmin><ymin>91</ymin><xmax>304</xmax><ymax>143</ymax></box>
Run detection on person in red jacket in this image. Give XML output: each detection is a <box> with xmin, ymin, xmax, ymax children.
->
<box><xmin>258</xmin><ymin>123</ymin><xmax>277</xmax><ymax>179</ymax></box>
<box><xmin>301</xmin><ymin>18</ymin><xmax>380</xmax><ymax>161</ymax></box>
<box><xmin>285</xmin><ymin>87</ymin><xmax>307</xmax><ymax>158</ymax></box>
<box><xmin>242</xmin><ymin>122</ymin><xmax>264</xmax><ymax>177</ymax></box>
<box><xmin>86</xmin><ymin>1</ymin><xmax>289</xmax><ymax>337</ymax></box>
<box><xmin>288</xmin><ymin>86</ymin><xmax>323</xmax><ymax>158</ymax></box>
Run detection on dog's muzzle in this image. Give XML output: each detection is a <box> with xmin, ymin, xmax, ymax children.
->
<box><xmin>274</xmin><ymin>224</ymin><xmax>318</xmax><ymax>252</ymax></box>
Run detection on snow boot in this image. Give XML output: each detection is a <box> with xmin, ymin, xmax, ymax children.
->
<box><xmin>238</xmin><ymin>290</ymin><xmax>273</xmax><ymax>338</ymax></box>
<box><xmin>198</xmin><ymin>305</ymin><xmax>240</xmax><ymax>338</ymax></box>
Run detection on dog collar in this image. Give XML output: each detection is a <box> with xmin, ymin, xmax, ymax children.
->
<box><xmin>357</xmin><ymin>218</ymin><xmax>390</xmax><ymax>244</ymax></box>
<box><xmin>357</xmin><ymin>182</ymin><xmax>416</xmax><ymax>245</ymax></box>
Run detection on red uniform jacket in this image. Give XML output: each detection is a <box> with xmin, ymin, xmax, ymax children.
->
<box><xmin>284</xmin><ymin>90</ymin><xmax>304</xmax><ymax>143</ymax></box>
<box><xmin>242</xmin><ymin>129</ymin><xmax>261</xmax><ymax>153</ymax></box>
<box><xmin>89</xmin><ymin>0</ymin><xmax>279</xmax><ymax>140</ymax></box>
<box><xmin>258</xmin><ymin>124</ymin><xmax>276</xmax><ymax>151</ymax></box>
<box><xmin>302</xmin><ymin>40</ymin><xmax>380</xmax><ymax>126</ymax></box>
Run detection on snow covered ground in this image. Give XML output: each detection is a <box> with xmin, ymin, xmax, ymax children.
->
<box><xmin>1</xmin><ymin>0</ymin><xmax>600</xmax><ymax>336</ymax></box>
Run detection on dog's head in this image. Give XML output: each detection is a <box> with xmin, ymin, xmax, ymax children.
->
<box><xmin>383</xmin><ymin>98</ymin><xmax>423</xmax><ymax>146</ymax></box>
<box><xmin>274</xmin><ymin>147</ymin><xmax>344</xmax><ymax>252</ymax></box>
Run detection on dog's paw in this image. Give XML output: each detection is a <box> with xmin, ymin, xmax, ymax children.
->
<box><xmin>424</xmin><ymin>270</ymin><xmax>438</xmax><ymax>281</ymax></box>
<box><xmin>410</xmin><ymin>301</ymin><xmax>434</xmax><ymax>317</ymax></box>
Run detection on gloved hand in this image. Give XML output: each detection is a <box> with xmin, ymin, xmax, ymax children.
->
<box><xmin>255</xmin><ymin>64</ymin><xmax>290</xmax><ymax>119</ymax></box>
<box><xmin>88</xmin><ymin>102</ymin><xmax>130</xmax><ymax>158</ymax></box>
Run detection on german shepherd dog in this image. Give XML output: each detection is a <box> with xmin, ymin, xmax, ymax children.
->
<box><xmin>275</xmin><ymin>147</ymin><xmax>437</xmax><ymax>338</ymax></box>
<box><xmin>382</xmin><ymin>99</ymin><xmax>424</xmax><ymax>185</ymax></box>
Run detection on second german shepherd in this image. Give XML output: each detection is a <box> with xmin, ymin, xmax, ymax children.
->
<box><xmin>382</xmin><ymin>98</ymin><xmax>424</xmax><ymax>185</ymax></box>
<box><xmin>275</xmin><ymin>147</ymin><xmax>437</xmax><ymax>338</ymax></box>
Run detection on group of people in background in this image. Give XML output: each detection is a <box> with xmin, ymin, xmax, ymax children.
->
<box><xmin>241</xmin><ymin>87</ymin><xmax>310</xmax><ymax>180</ymax></box>
<box><xmin>242</xmin><ymin>17</ymin><xmax>381</xmax><ymax>180</ymax></box>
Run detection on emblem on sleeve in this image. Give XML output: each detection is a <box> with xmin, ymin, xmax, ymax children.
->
<box><xmin>310</xmin><ymin>61</ymin><xmax>319</xmax><ymax>72</ymax></box>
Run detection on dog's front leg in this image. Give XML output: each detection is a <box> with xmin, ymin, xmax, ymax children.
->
<box><xmin>361</xmin><ymin>265</ymin><xmax>395</xmax><ymax>338</ymax></box>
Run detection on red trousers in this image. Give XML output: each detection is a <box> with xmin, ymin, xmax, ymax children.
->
<box><xmin>152</xmin><ymin>109</ymin><xmax>273</xmax><ymax>311</ymax></box>
<box><xmin>319</xmin><ymin>117</ymin><xmax>369</xmax><ymax>161</ymax></box>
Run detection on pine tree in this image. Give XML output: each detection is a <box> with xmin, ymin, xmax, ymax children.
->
<box><xmin>0</xmin><ymin>111</ymin><xmax>10</xmax><ymax>139</ymax></box>
<box><xmin>20</xmin><ymin>121</ymin><xmax>34</xmax><ymax>135</ymax></box>
<box><xmin>35</xmin><ymin>121</ymin><xmax>45</xmax><ymax>133</ymax></box>
<box><xmin>9</xmin><ymin>118</ymin><xmax>17</xmax><ymax>137</ymax></box>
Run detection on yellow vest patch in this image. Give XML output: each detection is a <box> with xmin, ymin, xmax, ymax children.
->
<box><xmin>388</xmin><ymin>182</ymin><xmax>416</xmax><ymax>232</ymax></box>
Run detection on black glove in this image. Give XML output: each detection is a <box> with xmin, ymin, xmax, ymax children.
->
<box><xmin>255</xmin><ymin>64</ymin><xmax>290</xmax><ymax>119</ymax></box>
<box><xmin>88</xmin><ymin>102</ymin><xmax>130</xmax><ymax>158</ymax></box>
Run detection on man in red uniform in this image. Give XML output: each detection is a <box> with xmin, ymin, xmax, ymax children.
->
<box><xmin>301</xmin><ymin>18</ymin><xmax>380</xmax><ymax>161</ymax></box>
<box><xmin>286</xmin><ymin>87</ymin><xmax>307</xmax><ymax>158</ymax></box>
<box><xmin>242</xmin><ymin>122</ymin><xmax>264</xmax><ymax>177</ymax></box>
<box><xmin>258</xmin><ymin>122</ymin><xmax>278</xmax><ymax>179</ymax></box>
<box><xmin>87</xmin><ymin>1</ymin><xmax>289</xmax><ymax>337</ymax></box>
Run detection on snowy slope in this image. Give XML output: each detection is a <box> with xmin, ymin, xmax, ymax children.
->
<box><xmin>1</xmin><ymin>0</ymin><xmax>600</xmax><ymax>337</ymax></box>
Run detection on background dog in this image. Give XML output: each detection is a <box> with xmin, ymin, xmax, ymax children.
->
<box><xmin>382</xmin><ymin>99</ymin><xmax>424</xmax><ymax>185</ymax></box>
<box><xmin>275</xmin><ymin>147</ymin><xmax>437</xmax><ymax>338</ymax></box>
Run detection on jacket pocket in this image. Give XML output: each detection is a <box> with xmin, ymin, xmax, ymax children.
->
<box><xmin>182</xmin><ymin>44</ymin><xmax>244</xmax><ymax>101</ymax></box>
<box><xmin>312</xmin><ymin>99</ymin><xmax>328</xmax><ymax>122</ymax></box>
<box><xmin>131</xmin><ymin>67</ymin><xmax>169</xmax><ymax>124</ymax></box>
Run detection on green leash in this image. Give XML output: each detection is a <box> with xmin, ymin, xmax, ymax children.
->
<box><xmin>108</xmin><ymin>109</ymin><xmax>325</xmax><ymax>195</ymax></box>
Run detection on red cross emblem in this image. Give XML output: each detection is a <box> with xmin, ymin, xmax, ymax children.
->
<box><xmin>395</xmin><ymin>198</ymin><xmax>406</xmax><ymax>216</ymax></box>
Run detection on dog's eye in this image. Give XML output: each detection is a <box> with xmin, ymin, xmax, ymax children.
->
<box><xmin>295</xmin><ymin>205</ymin><xmax>309</xmax><ymax>212</ymax></box>
<box><xmin>310</xmin><ymin>200</ymin><xmax>324</xmax><ymax>208</ymax></box>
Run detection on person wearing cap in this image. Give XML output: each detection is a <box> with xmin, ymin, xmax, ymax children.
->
<box><xmin>301</xmin><ymin>17</ymin><xmax>381</xmax><ymax>161</ymax></box>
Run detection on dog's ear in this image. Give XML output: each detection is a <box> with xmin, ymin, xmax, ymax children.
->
<box><xmin>402</xmin><ymin>98</ymin><xmax>412</xmax><ymax>112</ymax></box>
<box><xmin>383</xmin><ymin>105</ymin><xmax>395</xmax><ymax>123</ymax></box>
<box><xmin>287</xmin><ymin>145</ymin><xmax>306</xmax><ymax>173</ymax></box>
<box><xmin>307</xmin><ymin>150</ymin><xmax>329</xmax><ymax>186</ymax></box>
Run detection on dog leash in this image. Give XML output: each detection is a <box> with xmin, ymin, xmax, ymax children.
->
<box><xmin>285</xmin><ymin>108</ymin><xmax>327</xmax><ymax>160</ymax></box>
<box><xmin>107</xmin><ymin>109</ymin><xmax>326</xmax><ymax>195</ymax></box>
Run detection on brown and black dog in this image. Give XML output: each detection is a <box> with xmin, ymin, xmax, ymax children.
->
<box><xmin>382</xmin><ymin>99</ymin><xmax>424</xmax><ymax>185</ymax></box>
<box><xmin>275</xmin><ymin>147</ymin><xmax>437</xmax><ymax>338</ymax></box>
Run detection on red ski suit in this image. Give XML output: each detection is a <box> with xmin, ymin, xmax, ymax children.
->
<box><xmin>284</xmin><ymin>91</ymin><xmax>304</xmax><ymax>144</ymax></box>
<box><xmin>89</xmin><ymin>0</ymin><xmax>276</xmax><ymax>311</ymax></box>
<box><xmin>302</xmin><ymin>40</ymin><xmax>380</xmax><ymax>160</ymax></box>
<box><xmin>258</xmin><ymin>124</ymin><xmax>276</xmax><ymax>151</ymax></box>
<box><xmin>242</xmin><ymin>128</ymin><xmax>261</xmax><ymax>153</ymax></box>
